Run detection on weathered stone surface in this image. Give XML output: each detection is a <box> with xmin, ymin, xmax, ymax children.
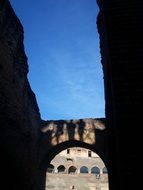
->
<box><xmin>38</xmin><ymin>118</ymin><xmax>109</xmax><ymax>190</ymax></box>
<box><xmin>39</xmin><ymin>118</ymin><xmax>107</xmax><ymax>159</ymax></box>
<box><xmin>0</xmin><ymin>1</ymin><xmax>41</xmax><ymax>189</ymax></box>
<box><xmin>46</xmin><ymin>173</ymin><xmax>108</xmax><ymax>190</ymax></box>
<box><xmin>41</xmin><ymin>118</ymin><xmax>105</xmax><ymax>145</ymax></box>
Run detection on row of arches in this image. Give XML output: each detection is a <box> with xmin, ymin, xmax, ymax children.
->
<box><xmin>47</xmin><ymin>164</ymin><xmax>108</xmax><ymax>174</ymax></box>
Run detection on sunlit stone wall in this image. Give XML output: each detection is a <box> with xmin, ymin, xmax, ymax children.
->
<box><xmin>46</xmin><ymin>148</ymin><xmax>109</xmax><ymax>190</ymax></box>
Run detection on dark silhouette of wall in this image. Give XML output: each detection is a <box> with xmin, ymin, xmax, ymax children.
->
<box><xmin>97</xmin><ymin>0</ymin><xmax>141</xmax><ymax>190</ymax></box>
<box><xmin>0</xmin><ymin>1</ymin><xmax>41</xmax><ymax>189</ymax></box>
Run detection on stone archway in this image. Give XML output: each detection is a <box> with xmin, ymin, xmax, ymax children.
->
<box><xmin>57</xmin><ymin>165</ymin><xmax>66</xmax><ymax>173</ymax></box>
<box><xmin>39</xmin><ymin>118</ymin><xmax>108</xmax><ymax>164</ymax></box>
<box><xmin>47</xmin><ymin>164</ymin><xmax>55</xmax><ymax>173</ymax></box>
<box><xmin>68</xmin><ymin>166</ymin><xmax>77</xmax><ymax>174</ymax></box>
<box><xmin>80</xmin><ymin>166</ymin><xmax>89</xmax><ymax>173</ymax></box>
<box><xmin>38</xmin><ymin>134</ymin><xmax>109</xmax><ymax>190</ymax></box>
<box><xmin>38</xmin><ymin>118</ymin><xmax>109</xmax><ymax>190</ymax></box>
<box><xmin>44</xmin><ymin>145</ymin><xmax>109</xmax><ymax>190</ymax></box>
<box><xmin>91</xmin><ymin>166</ymin><xmax>100</xmax><ymax>174</ymax></box>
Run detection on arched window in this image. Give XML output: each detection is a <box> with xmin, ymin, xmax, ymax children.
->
<box><xmin>47</xmin><ymin>164</ymin><xmax>55</xmax><ymax>173</ymax></box>
<box><xmin>102</xmin><ymin>167</ymin><xmax>108</xmax><ymax>174</ymax></box>
<box><xmin>57</xmin><ymin>165</ymin><xmax>66</xmax><ymax>173</ymax></box>
<box><xmin>80</xmin><ymin>166</ymin><xmax>89</xmax><ymax>173</ymax></box>
<box><xmin>91</xmin><ymin>166</ymin><xmax>100</xmax><ymax>174</ymax></box>
<box><xmin>68</xmin><ymin>166</ymin><xmax>77</xmax><ymax>174</ymax></box>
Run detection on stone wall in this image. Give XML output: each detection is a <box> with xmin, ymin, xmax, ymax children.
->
<box><xmin>97</xmin><ymin>1</ymin><xmax>142</xmax><ymax>190</ymax></box>
<box><xmin>39</xmin><ymin>118</ymin><xmax>108</xmax><ymax>167</ymax></box>
<box><xmin>46</xmin><ymin>173</ymin><xmax>108</xmax><ymax>190</ymax></box>
<box><xmin>39</xmin><ymin>118</ymin><xmax>108</xmax><ymax>190</ymax></box>
<box><xmin>0</xmin><ymin>1</ymin><xmax>41</xmax><ymax>189</ymax></box>
<box><xmin>49</xmin><ymin>148</ymin><xmax>106</xmax><ymax>174</ymax></box>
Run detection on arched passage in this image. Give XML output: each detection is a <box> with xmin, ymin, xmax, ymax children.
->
<box><xmin>57</xmin><ymin>165</ymin><xmax>66</xmax><ymax>173</ymax></box>
<box><xmin>45</xmin><ymin>146</ymin><xmax>109</xmax><ymax>190</ymax></box>
<box><xmin>103</xmin><ymin>166</ymin><xmax>108</xmax><ymax>174</ymax></box>
<box><xmin>40</xmin><ymin>139</ymin><xmax>108</xmax><ymax>171</ymax></box>
<box><xmin>47</xmin><ymin>164</ymin><xmax>55</xmax><ymax>173</ymax></box>
<box><xmin>91</xmin><ymin>166</ymin><xmax>100</xmax><ymax>174</ymax></box>
<box><xmin>68</xmin><ymin>166</ymin><xmax>77</xmax><ymax>174</ymax></box>
<box><xmin>80</xmin><ymin>166</ymin><xmax>89</xmax><ymax>173</ymax></box>
<box><xmin>40</xmin><ymin>140</ymin><xmax>109</xmax><ymax>190</ymax></box>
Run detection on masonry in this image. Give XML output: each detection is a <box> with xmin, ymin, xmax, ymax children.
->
<box><xmin>38</xmin><ymin>118</ymin><xmax>108</xmax><ymax>190</ymax></box>
<box><xmin>0</xmin><ymin>1</ymin><xmax>40</xmax><ymax>189</ymax></box>
<box><xmin>45</xmin><ymin>148</ymin><xmax>108</xmax><ymax>190</ymax></box>
<box><xmin>0</xmin><ymin>0</ymin><xmax>142</xmax><ymax>190</ymax></box>
<box><xmin>97</xmin><ymin>1</ymin><xmax>142</xmax><ymax>190</ymax></box>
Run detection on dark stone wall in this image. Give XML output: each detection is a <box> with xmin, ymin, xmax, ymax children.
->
<box><xmin>97</xmin><ymin>1</ymin><xmax>142</xmax><ymax>190</ymax></box>
<box><xmin>0</xmin><ymin>1</ymin><xmax>41</xmax><ymax>189</ymax></box>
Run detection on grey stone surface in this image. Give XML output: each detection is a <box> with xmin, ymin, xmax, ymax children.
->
<box><xmin>46</xmin><ymin>173</ymin><xmax>108</xmax><ymax>190</ymax></box>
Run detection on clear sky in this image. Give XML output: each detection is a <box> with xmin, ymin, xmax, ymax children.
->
<box><xmin>10</xmin><ymin>0</ymin><xmax>105</xmax><ymax>120</ymax></box>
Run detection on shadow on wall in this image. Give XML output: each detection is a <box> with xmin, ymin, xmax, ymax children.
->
<box><xmin>38</xmin><ymin>117</ymin><xmax>109</xmax><ymax>175</ymax></box>
<box><xmin>40</xmin><ymin>118</ymin><xmax>106</xmax><ymax>146</ymax></box>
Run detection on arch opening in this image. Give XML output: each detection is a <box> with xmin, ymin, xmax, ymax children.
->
<box><xmin>80</xmin><ymin>166</ymin><xmax>89</xmax><ymax>174</ymax></box>
<box><xmin>103</xmin><ymin>166</ymin><xmax>108</xmax><ymax>174</ymax></box>
<box><xmin>91</xmin><ymin>166</ymin><xmax>100</xmax><ymax>174</ymax></box>
<box><xmin>45</xmin><ymin>146</ymin><xmax>109</xmax><ymax>190</ymax></box>
<box><xmin>68</xmin><ymin>166</ymin><xmax>77</xmax><ymax>174</ymax></box>
<box><xmin>47</xmin><ymin>164</ymin><xmax>55</xmax><ymax>173</ymax></box>
<box><xmin>57</xmin><ymin>165</ymin><xmax>66</xmax><ymax>173</ymax></box>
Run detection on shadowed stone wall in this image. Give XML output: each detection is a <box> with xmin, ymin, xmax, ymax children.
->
<box><xmin>39</xmin><ymin>118</ymin><xmax>108</xmax><ymax>166</ymax></box>
<box><xmin>97</xmin><ymin>1</ymin><xmax>142</xmax><ymax>190</ymax></box>
<box><xmin>0</xmin><ymin>1</ymin><xmax>41</xmax><ymax>189</ymax></box>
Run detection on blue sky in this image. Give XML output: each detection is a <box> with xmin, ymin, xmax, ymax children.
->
<box><xmin>10</xmin><ymin>0</ymin><xmax>105</xmax><ymax>120</ymax></box>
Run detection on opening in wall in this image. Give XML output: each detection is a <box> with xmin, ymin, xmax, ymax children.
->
<box><xmin>45</xmin><ymin>147</ymin><xmax>109</xmax><ymax>190</ymax></box>
<box><xmin>11</xmin><ymin>0</ymin><xmax>105</xmax><ymax>121</ymax></box>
